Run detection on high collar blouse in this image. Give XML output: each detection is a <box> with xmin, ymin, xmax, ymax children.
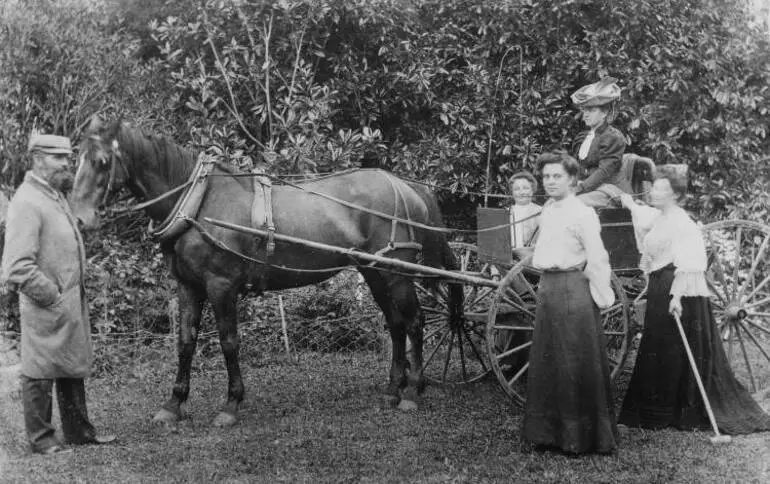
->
<box><xmin>532</xmin><ymin>194</ymin><xmax>614</xmax><ymax>308</ymax></box>
<box><xmin>627</xmin><ymin>203</ymin><xmax>710</xmax><ymax>298</ymax></box>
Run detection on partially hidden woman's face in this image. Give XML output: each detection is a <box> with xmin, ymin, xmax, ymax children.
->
<box><xmin>542</xmin><ymin>163</ymin><xmax>574</xmax><ymax>200</ymax></box>
<box><xmin>580</xmin><ymin>106</ymin><xmax>607</xmax><ymax>130</ymax></box>
<box><xmin>649</xmin><ymin>178</ymin><xmax>679</xmax><ymax>209</ymax></box>
<box><xmin>511</xmin><ymin>178</ymin><xmax>534</xmax><ymax>206</ymax></box>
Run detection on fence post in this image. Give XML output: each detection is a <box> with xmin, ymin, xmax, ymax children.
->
<box><xmin>278</xmin><ymin>295</ymin><xmax>296</xmax><ymax>362</ymax></box>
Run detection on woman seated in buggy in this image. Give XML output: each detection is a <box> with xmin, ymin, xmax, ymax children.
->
<box><xmin>571</xmin><ymin>77</ymin><xmax>632</xmax><ymax>208</ymax></box>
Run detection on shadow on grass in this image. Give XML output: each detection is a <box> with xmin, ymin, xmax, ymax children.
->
<box><xmin>1</xmin><ymin>346</ymin><xmax>769</xmax><ymax>484</ymax></box>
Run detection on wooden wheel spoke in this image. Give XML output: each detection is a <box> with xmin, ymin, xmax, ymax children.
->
<box><xmin>468</xmin><ymin>286</ymin><xmax>495</xmax><ymax>308</ymax></box>
<box><xmin>731</xmin><ymin>226</ymin><xmax>742</xmax><ymax>300</ymax></box>
<box><xmin>737</xmin><ymin>320</ymin><xmax>770</xmax><ymax>366</ymax></box>
<box><xmin>461</xmin><ymin>327</ymin><xmax>489</xmax><ymax>373</ymax></box>
<box><xmin>708</xmin><ymin>252</ymin><xmax>730</xmax><ymax>288</ymax></box>
<box><xmin>423</xmin><ymin>314</ymin><xmax>446</xmax><ymax>325</ymax></box>
<box><xmin>737</xmin><ymin>235</ymin><xmax>769</xmax><ymax>300</ymax></box>
<box><xmin>734</xmin><ymin>320</ymin><xmax>756</xmax><ymax>392</ymax></box>
<box><xmin>495</xmin><ymin>340</ymin><xmax>532</xmax><ymax>360</ymax></box>
<box><xmin>746</xmin><ymin>295</ymin><xmax>770</xmax><ymax>310</ymax></box>
<box><xmin>601</xmin><ymin>303</ymin><xmax>623</xmax><ymax>319</ymax></box>
<box><xmin>706</xmin><ymin>278</ymin><xmax>729</xmax><ymax>307</ymax></box>
<box><xmin>503</xmin><ymin>283</ymin><xmax>528</xmax><ymax>308</ymax></box>
<box><xmin>456</xmin><ymin>329</ymin><xmax>469</xmax><ymax>382</ymax></box>
<box><xmin>745</xmin><ymin>274</ymin><xmax>770</xmax><ymax>303</ymax></box>
<box><xmin>743</xmin><ymin>318</ymin><xmax>770</xmax><ymax>337</ymax></box>
<box><xmin>416</xmin><ymin>286</ymin><xmax>448</xmax><ymax>311</ymax></box>
<box><xmin>421</xmin><ymin>307</ymin><xmax>448</xmax><ymax>318</ymax></box>
<box><xmin>460</xmin><ymin>251</ymin><xmax>471</xmax><ymax>271</ymax></box>
<box><xmin>422</xmin><ymin>328</ymin><xmax>451</xmax><ymax>369</ymax></box>
<box><xmin>441</xmin><ymin>330</ymin><xmax>456</xmax><ymax>382</ymax></box>
<box><xmin>506</xmin><ymin>362</ymin><xmax>529</xmax><ymax>387</ymax></box>
<box><xmin>747</xmin><ymin>312</ymin><xmax>770</xmax><ymax>318</ymax></box>
<box><xmin>463</xmin><ymin>285</ymin><xmax>480</xmax><ymax>306</ymax></box>
<box><xmin>467</xmin><ymin>322</ymin><xmax>487</xmax><ymax>340</ymax></box>
<box><xmin>500</xmin><ymin>295</ymin><xmax>537</xmax><ymax>319</ymax></box>
<box><xmin>422</xmin><ymin>324</ymin><xmax>445</xmax><ymax>343</ymax></box>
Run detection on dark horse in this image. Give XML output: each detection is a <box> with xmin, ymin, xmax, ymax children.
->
<box><xmin>70</xmin><ymin>118</ymin><xmax>460</xmax><ymax>427</ymax></box>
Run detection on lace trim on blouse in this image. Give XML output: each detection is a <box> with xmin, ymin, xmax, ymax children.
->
<box><xmin>629</xmin><ymin>204</ymin><xmax>710</xmax><ymax>297</ymax></box>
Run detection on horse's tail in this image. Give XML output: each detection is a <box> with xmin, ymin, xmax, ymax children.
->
<box><xmin>405</xmin><ymin>181</ymin><xmax>464</xmax><ymax>322</ymax></box>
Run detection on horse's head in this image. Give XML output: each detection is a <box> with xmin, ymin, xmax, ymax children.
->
<box><xmin>70</xmin><ymin>116</ymin><xmax>127</xmax><ymax>228</ymax></box>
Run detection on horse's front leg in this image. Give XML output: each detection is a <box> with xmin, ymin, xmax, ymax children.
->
<box><xmin>208</xmin><ymin>278</ymin><xmax>244</xmax><ymax>427</ymax></box>
<box><xmin>153</xmin><ymin>281</ymin><xmax>204</xmax><ymax>425</ymax></box>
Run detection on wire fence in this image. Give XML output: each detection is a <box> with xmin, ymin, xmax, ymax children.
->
<box><xmin>0</xmin><ymin>272</ymin><xmax>393</xmax><ymax>373</ymax></box>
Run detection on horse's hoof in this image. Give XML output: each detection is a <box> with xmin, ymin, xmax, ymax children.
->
<box><xmin>397</xmin><ymin>399</ymin><xmax>418</xmax><ymax>412</ymax></box>
<box><xmin>381</xmin><ymin>393</ymin><xmax>400</xmax><ymax>407</ymax></box>
<box><xmin>212</xmin><ymin>412</ymin><xmax>238</xmax><ymax>427</ymax></box>
<box><xmin>152</xmin><ymin>408</ymin><xmax>179</xmax><ymax>425</ymax></box>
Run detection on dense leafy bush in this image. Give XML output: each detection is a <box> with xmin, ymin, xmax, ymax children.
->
<box><xmin>1</xmin><ymin>0</ymin><xmax>769</xmax><ymax>349</ymax></box>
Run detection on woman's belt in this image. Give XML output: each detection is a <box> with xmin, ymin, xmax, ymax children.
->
<box><xmin>541</xmin><ymin>262</ymin><xmax>586</xmax><ymax>273</ymax></box>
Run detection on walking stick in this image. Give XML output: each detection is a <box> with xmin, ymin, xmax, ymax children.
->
<box><xmin>673</xmin><ymin>313</ymin><xmax>732</xmax><ymax>444</ymax></box>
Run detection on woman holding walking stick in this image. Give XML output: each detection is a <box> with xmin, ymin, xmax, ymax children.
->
<box><xmin>618</xmin><ymin>166</ymin><xmax>770</xmax><ymax>434</ymax></box>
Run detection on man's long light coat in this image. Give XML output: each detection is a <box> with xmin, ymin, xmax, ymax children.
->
<box><xmin>1</xmin><ymin>172</ymin><xmax>91</xmax><ymax>378</ymax></box>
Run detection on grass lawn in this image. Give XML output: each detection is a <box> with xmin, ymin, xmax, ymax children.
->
<box><xmin>1</xmin><ymin>347</ymin><xmax>769</xmax><ymax>483</ymax></box>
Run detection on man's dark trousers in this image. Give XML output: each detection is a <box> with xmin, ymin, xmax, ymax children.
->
<box><xmin>22</xmin><ymin>376</ymin><xmax>96</xmax><ymax>451</ymax></box>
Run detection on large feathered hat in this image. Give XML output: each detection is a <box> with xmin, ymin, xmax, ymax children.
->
<box><xmin>571</xmin><ymin>77</ymin><xmax>621</xmax><ymax>107</ymax></box>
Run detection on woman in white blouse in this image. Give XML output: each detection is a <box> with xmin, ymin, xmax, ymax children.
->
<box><xmin>508</xmin><ymin>171</ymin><xmax>541</xmax><ymax>249</ymax></box>
<box><xmin>618</xmin><ymin>169</ymin><xmax>770</xmax><ymax>433</ymax></box>
<box><xmin>521</xmin><ymin>151</ymin><xmax>618</xmax><ymax>455</ymax></box>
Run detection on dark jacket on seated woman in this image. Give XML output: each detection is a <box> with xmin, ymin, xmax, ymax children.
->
<box><xmin>576</xmin><ymin>123</ymin><xmax>632</xmax><ymax>200</ymax></box>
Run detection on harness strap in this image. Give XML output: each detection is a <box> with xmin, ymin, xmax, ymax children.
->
<box><xmin>251</xmin><ymin>174</ymin><xmax>276</xmax><ymax>257</ymax></box>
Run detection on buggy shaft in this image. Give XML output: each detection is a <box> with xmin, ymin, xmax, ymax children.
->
<box><xmin>204</xmin><ymin>217</ymin><xmax>500</xmax><ymax>288</ymax></box>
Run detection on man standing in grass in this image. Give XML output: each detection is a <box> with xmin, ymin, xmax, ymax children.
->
<box><xmin>1</xmin><ymin>133</ymin><xmax>115</xmax><ymax>455</ymax></box>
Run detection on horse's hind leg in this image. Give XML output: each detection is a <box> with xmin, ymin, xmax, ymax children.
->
<box><xmin>389</xmin><ymin>277</ymin><xmax>425</xmax><ymax>411</ymax></box>
<box><xmin>360</xmin><ymin>269</ymin><xmax>424</xmax><ymax>411</ymax></box>
<box><xmin>207</xmin><ymin>277</ymin><xmax>244</xmax><ymax>427</ymax></box>
<box><xmin>154</xmin><ymin>281</ymin><xmax>205</xmax><ymax>425</ymax></box>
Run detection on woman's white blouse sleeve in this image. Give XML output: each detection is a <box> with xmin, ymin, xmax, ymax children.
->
<box><xmin>577</xmin><ymin>209</ymin><xmax>615</xmax><ymax>309</ymax></box>
<box><xmin>627</xmin><ymin>203</ymin><xmax>660</xmax><ymax>250</ymax></box>
<box><xmin>670</xmin><ymin>213</ymin><xmax>710</xmax><ymax>298</ymax></box>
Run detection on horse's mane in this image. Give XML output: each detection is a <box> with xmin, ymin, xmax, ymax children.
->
<box><xmin>115</xmin><ymin>123</ymin><xmax>200</xmax><ymax>186</ymax></box>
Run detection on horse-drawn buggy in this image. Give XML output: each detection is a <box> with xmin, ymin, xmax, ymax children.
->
<box><xmin>70</xmin><ymin>118</ymin><xmax>770</xmax><ymax>425</ymax></box>
<box><xmin>412</xmin><ymin>156</ymin><xmax>770</xmax><ymax>408</ymax></box>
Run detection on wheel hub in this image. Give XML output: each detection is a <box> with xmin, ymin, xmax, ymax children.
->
<box><xmin>725</xmin><ymin>304</ymin><xmax>747</xmax><ymax>321</ymax></box>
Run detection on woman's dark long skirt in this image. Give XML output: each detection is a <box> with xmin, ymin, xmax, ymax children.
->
<box><xmin>619</xmin><ymin>265</ymin><xmax>770</xmax><ymax>434</ymax></box>
<box><xmin>522</xmin><ymin>270</ymin><xmax>618</xmax><ymax>454</ymax></box>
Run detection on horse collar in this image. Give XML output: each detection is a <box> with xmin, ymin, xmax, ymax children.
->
<box><xmin>148</xmin><ymin>154</ymin><xmax>216</xmax><ymax>243</ymax></box>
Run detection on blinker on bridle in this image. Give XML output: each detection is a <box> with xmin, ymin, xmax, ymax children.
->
<box><xmin>94</xmin><ymin>136</ymin><xmax>193</xmax><ymax>214</ymax></box>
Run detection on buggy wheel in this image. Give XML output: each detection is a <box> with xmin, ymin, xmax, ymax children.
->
<box><xmin>486</xmin><ymin>258</ymin><xmax>631</xmax><ymax>406</ymax></box>
<box><xmin>703</xmin><ymin>220</ymin><xmax>770</xmax><ymax>393</ymax></box>
<box><xmin>411</xmin><ymin>242</ymin><xmax>497</xmax><ymax>385</ymax></box>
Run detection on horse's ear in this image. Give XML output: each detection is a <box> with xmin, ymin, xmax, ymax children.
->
<box><xmin>86</xmin><ymin>114</ymin><xmax>102</xmax><ymax>133</ymax></box>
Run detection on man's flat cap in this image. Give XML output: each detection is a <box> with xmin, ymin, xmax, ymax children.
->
<box><xmin>28</xmin><ymin>134</ymin><xmax>72</xmax><ymax>155</ymax></box>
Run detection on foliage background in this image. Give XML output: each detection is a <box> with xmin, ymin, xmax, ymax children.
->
<box><xmin>0</xmin><ymin>0</ymin><xmax>769</xmax><ymax>341</ymax></box>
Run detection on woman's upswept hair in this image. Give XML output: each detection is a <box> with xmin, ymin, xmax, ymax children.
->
<box><xmin>536</xmin><ymin>150</ymin><xmax>580</xmax><ymax>178</ymax></box>
<box><xmin>654</xmin><ymin>164</ymin><xmax>689</xmax><ymax>200</ymax></box>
